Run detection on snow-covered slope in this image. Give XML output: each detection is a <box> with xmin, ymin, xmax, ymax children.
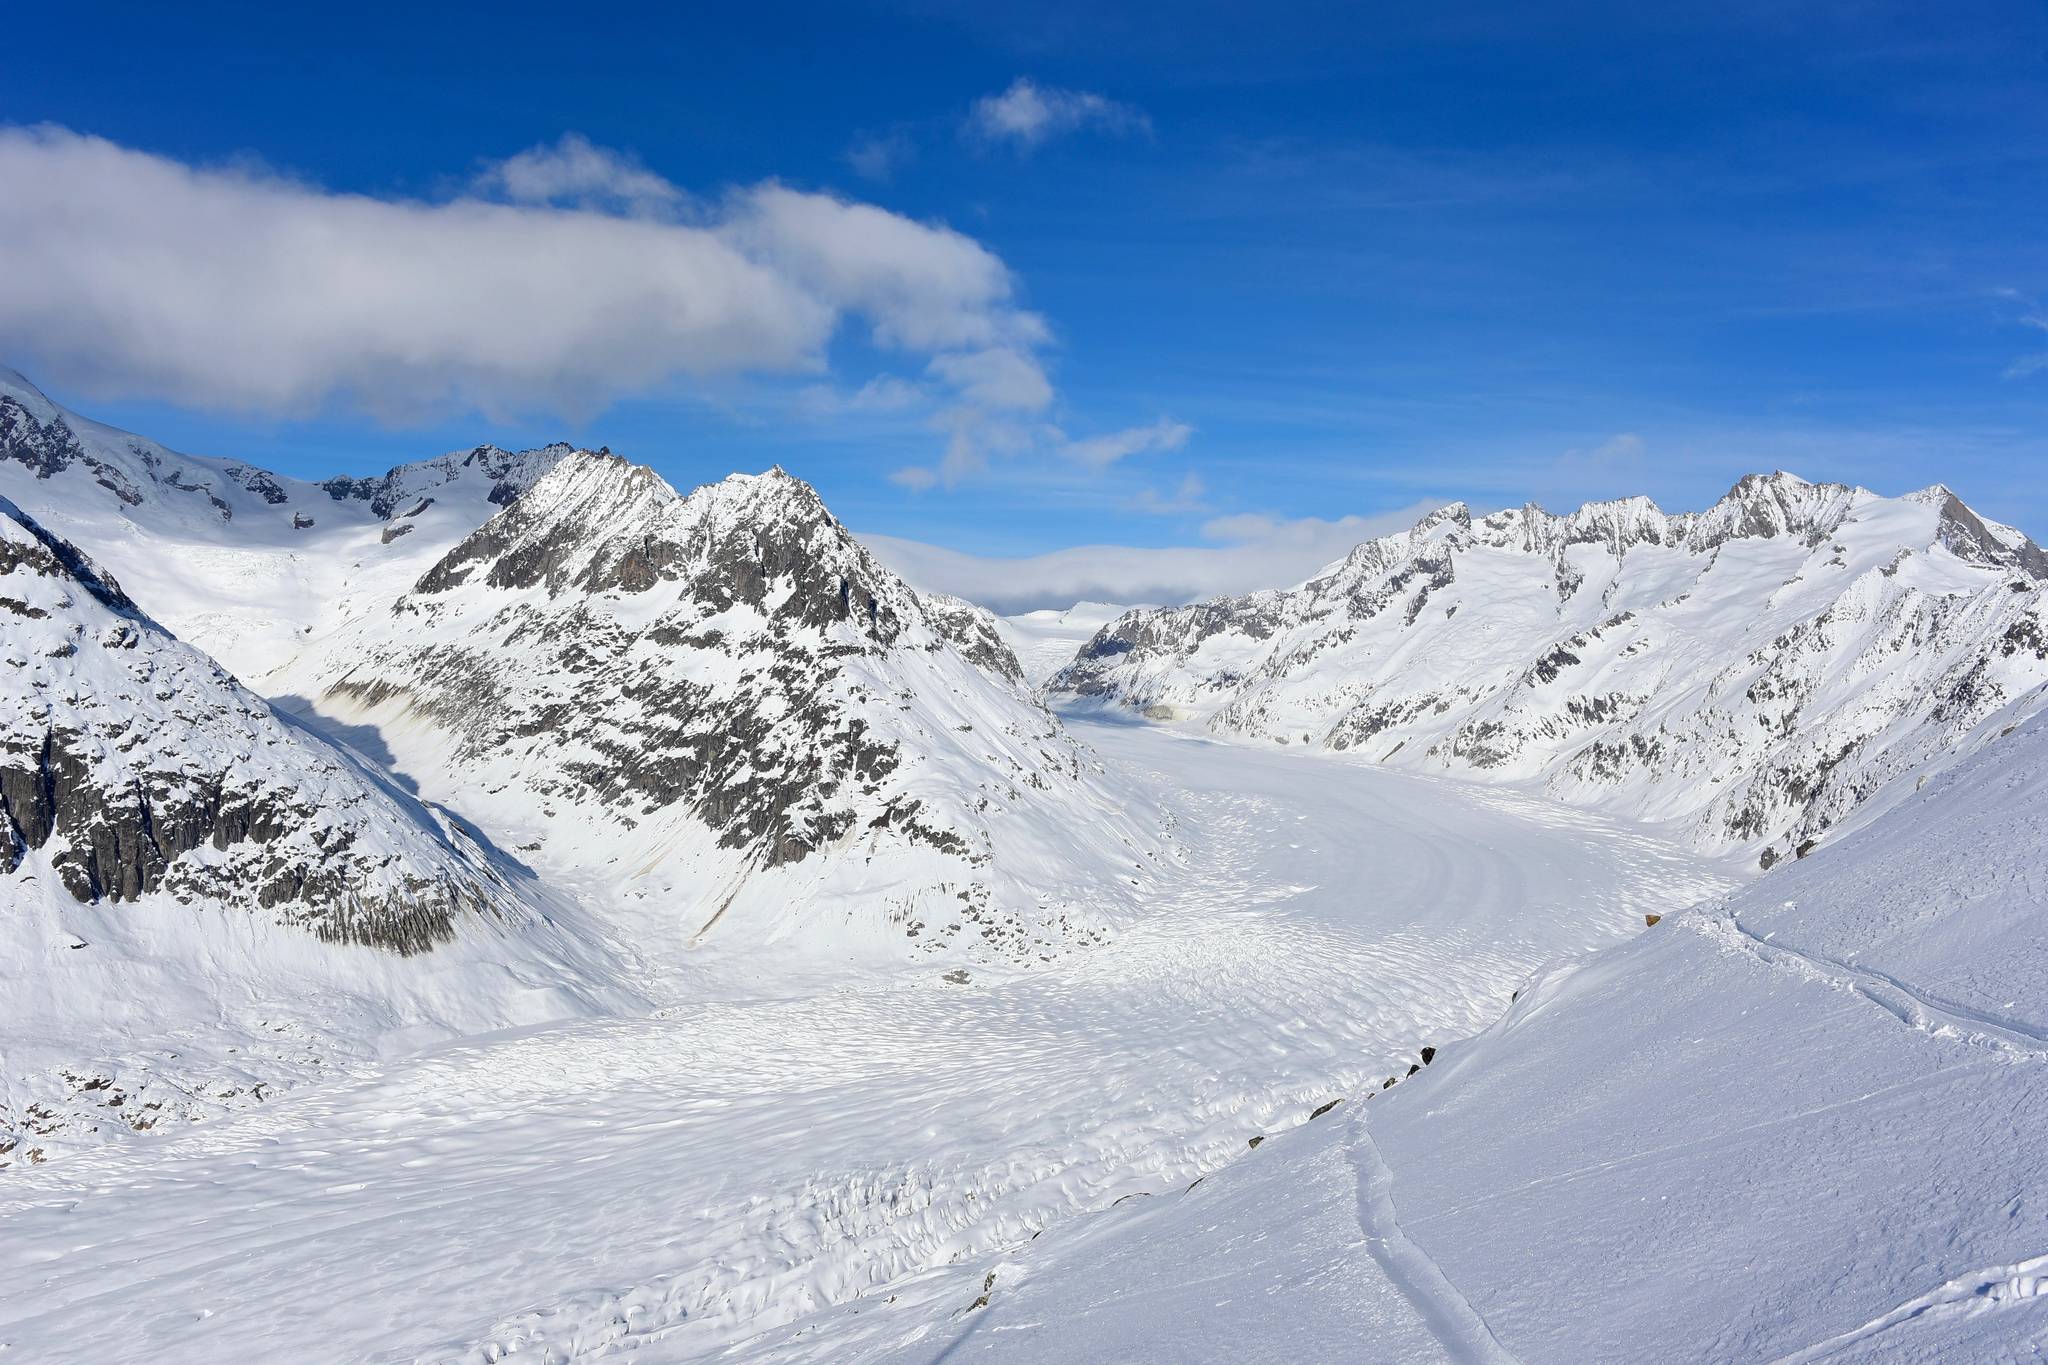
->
<box><xmin>0</xmin><ymin>367</ymin><xmax>582</xmax><ymax>679</ymax></box>
<box><xmin>0</xmin><ymin>495</ymin><xmax>632</xmax><ymax>1166</ymax></box>
<box><xmin>1053</xmin><ymin>473</ymin><xmax>2048</xmax><ymax>862</ymax></box>
<box><xmin>998</xmin><ymin>601</ymin><xmax>1128</xmax><ymax>688</ymax></box>
<box><xmin>849</xmin><ymin>708</ymin><xmax>2048</xmax><ymax>1363</ymax></box>
<box><xmin>0</xmin><ymin>712</ymin><xmax>1732</xmax><ymax>1362</ymax></box>
<box><xmin>279</xmin><ymin>456</ymin><xmax>1161</xmax><ymax>971</ymax></box>
<box><xmin>1354</xmin><ymin>705</ymin><xmax>2048</xmax><ymax>1360</ymax></box>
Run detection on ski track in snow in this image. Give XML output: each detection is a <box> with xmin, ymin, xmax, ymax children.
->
<box><xmin>1769</xmin><ymin>1253</ymin><xmax>2048</xmax><ymax>1364</ymax></box>
<box><xmin>1693</xmin><ymin>913</ymin><xmax>2048</xmax><ymax>1061</ymax></box>
<box><xmin>0</xmin><ymin>720</ymin><xmax>1731</xmax><ymax>1364</ymax></box>
<box><xmin>1352</xmin><ymin>1118</ymin><xmax>1520</xmax><ymax>1365</ymax></box>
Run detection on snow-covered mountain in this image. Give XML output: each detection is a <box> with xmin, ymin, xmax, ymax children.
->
<box><xmin>0</xmin><ymin>495</ymin><xmax>630</xmax><ymax>1165</ymax></box>
<box><xmin>277</xmin><ymin>454</ymin><xmax>1162</xmax><ymax>970</ymax></box>
<box><xmin>0</xmin><ymin>367</ymin><xmax>584</xmax><ymax>680</ymax></box>
<box><xmin>1053</xmin><ymin>472</ymin><xmax>2048</xmax><ymax>863</ymax></box>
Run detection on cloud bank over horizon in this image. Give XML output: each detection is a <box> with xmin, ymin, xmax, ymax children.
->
<box><xmin>864</xmin><ymin>499</ymin><xmax>1448</xmax><ymax>615</ymax></box>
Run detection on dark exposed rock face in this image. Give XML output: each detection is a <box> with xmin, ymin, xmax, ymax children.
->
<box><xmin>0</xmin><ymin>394</ymin><xmax>146</xmax><ymax>508</ymax></box>
<box><xmin>322</xmin><ymin>443</ymin><xmax>574</xmax><ymax>520</ymax></box>
<box><xmin>228</xmin><ymin>465</ymin><xmax>291</xmax><ymax>505</ymax></box>
<box><xmin>0</xmin><ymin>497</ymin><xmax>503</xmax><ymax>952</ymax></box>
<box><xmin>299</xmin><ymin>457</ymin><xmax>1142</xmax><ymax>958</ymax></box>
<box><xmin>329</xmin><ymin>459</ymin><xmax>1048</xmax><ymax>870</ymax></box>
<box><xmin>922</xmin><ymin>594</ymin><xmax>1027</xmax><ymax>686</ymax></box>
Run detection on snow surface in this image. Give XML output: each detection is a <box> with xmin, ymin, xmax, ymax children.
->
<box><xmin>0</xmin><ymin>495</ymin><xmax>639</xmax><ymax>1165</ymax></box>
<box><xmin>995</xmin><ymin>602</ymin><xmax>1128</xmax><ymax>687</ymax></box>
<box><xmin>782</xmin><ymin>709</ymin><xmax>2048</xmax><ymax>1364</ymax></box>
<box><xmin>0</xmin><ymin>367</ymin><xmax>579</xmax><ymax>682</ymax></box>
<box><xmin>0</xmin><ymin>716</ymin><xmax>1731</xmax><ymax>1361</ymax></box>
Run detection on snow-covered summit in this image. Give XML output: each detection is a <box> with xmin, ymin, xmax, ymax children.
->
<box><xmin>286</xmin><ymin>459</ymin><xmax>1160</xmax><ymax>967</ymax></box>
<box><xmin>998</xmin><ymin>601</ymin><xmax>1133</xmax><ymax>688</ymax></box>
<box><xmin>0</xmin><ymin>368</ymin><xmax>592</xmax><ymax>679</ymax></box>
<box><xmin>1053</xmin><ymin>473</ymin><xmax>2048</xmax><ymax>862</ymax></box>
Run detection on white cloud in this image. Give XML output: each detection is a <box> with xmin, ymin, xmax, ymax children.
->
<box><xmin>888</xmin><ymin>465</ymin><xmax>941</xmax><ymax>492</ymax></box>
<box><xmin>864</xmin><ymin>498</ymin><xmax>1449</xmax><ymax>615</ymax></box>
<box><xmin>1995</xmin><ymin>299</ymin><xmax>2048</xmax><ymax>381</ymax></box>
<box><xmin>892</xmin><ymin>413</ymin><xmax>1196</xmax><ymax>492</ymax></box>
<box><xmin>1065</xmin><ymin>416</ymin><xmax>1192</xmax><ymax>469</ymax></box>
<box><xmin>0</xmin><ymin>125</ymin><xmax>1049</xmax><ymax>433</ymax></box>
<box><xmin>474</xmin><ymin>133</ymin><xmax>682</xmax><ymax>213</ymax></box>
<box><xmin>725</xmin><ymin>182</ymin><xmax>1047</xmax><ymax>355</ymax></box>
<box><xmin>966</xmin><ymin>78</ymin><xmax>1149</xmax><ymax>152</ymax></box>
<box><xmin>926</xmin><ymin>347</ymin><xmax>1054</xmax><ymax>412</ymax></box>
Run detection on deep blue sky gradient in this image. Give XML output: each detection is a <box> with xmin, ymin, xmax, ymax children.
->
<box><xmin>8</xmin><ymin>0</ymin><xmax>2048</xmax><ymax>548</ymax></box>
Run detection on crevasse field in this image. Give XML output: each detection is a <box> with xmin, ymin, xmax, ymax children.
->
<box><xmin>0</xmin><ymin>716</ymin><xmax>1733</xmax><ymax>1362</ymax></box>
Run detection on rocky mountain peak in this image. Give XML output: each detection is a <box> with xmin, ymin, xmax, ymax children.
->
<box><xmin>1687</xmin><ymin>470</ymin><xmax>1859</xmax><ymax>549</ymax></box>
<box><xmin>320</xmin><ymin>439</ymin><xmax>582</xmax><ymax>520</ymax></box>
<box><xmin>0</xmin><ymin>367</ymin><xmax>68</xmax><ymax>428</ymax></box>
<box><xmin>408</xmin><ymin>458</ymin><xmax>908</xmax><ymax>646</ymax></box>
<box><xmin>295</xmin><ymin>451</ymin><xmax>1150</xmax><ymax>955</ymax></box>
<box><xmin>1905</xmin><ymin>484</ymin><xmax>2048</xmax><ymax>580</ymax></box>
<box><xmin>1415</xmin><ymin>501</ymin><xmax>1472</xmax><ymax>534</ymax></box>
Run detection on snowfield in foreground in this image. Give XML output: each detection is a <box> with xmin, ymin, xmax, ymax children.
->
<box><xmin>773</xmin><ymin>707</ymin><xmax>2048</xmax><ymax>1365</ymax></box>
<box><xmin>0</xmin><ymin>717</ymin><xmax>1731</xmax><ymax>1362</ymax></box>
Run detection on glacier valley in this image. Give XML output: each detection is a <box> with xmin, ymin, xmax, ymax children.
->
<box><xmin>2</xmin><ymin>368</ymin><xmax>2045</xmax><ymax>1363</ymax></box>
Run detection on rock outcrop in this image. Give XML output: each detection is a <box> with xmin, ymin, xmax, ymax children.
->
<box><xmin>0</xmin><ymin>496</ymin><xmax>512</xmax><ymax>951</ymax></box>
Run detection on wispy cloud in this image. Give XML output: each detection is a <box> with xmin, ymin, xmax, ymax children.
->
<box><xmin>1065</xmin><ymin>416</ymin><xmax>1192</xmax><ymax>469</ymax></box>
<box><xmin>1130</xmin><ymin>471</ymin><xmax>1208</xmax><ymax>515</ymax></box>
<box><xmin>965</xmin><ymin>78</ymin><xmax>1150</xmax><ymax>152</ymax></box>
<box><xmin>926</xmin><ymin>347</ymin><xmax>1054</xmax><ymax>412</ymax></box>
<box><xmin>891</xmin><ymin>413</ymin><xmax>1196</xmax><ymax>491</ymax></box>
<box><xmin>2002</xmin><ymin>303</ymin><xmax>2048</xmax><ymax>380</ymax></box>
<box><xmin>1551</xmin><ymin>431</ymin><xmax>1647</xmax><ymax>486</ymax></box>
<box><xmin>798</xmin><ymin>374</ymin><xmax>928</xmax><ymax>416</ymax></box>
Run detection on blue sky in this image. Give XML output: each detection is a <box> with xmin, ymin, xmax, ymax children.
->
<box><xmin>5</xmin><ymin>0</ymin><xmax>2047</xmax><ymax>602</ymax></box>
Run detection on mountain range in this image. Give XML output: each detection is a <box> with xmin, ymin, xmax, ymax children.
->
<box><xmin>1053</xmin><ymin>473</ymin><xmax>2048</xmax><ymax>864</ymax></box>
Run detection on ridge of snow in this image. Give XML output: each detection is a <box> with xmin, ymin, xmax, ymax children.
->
<box><xmin>0</xmin><ymin>368</ymin><xmax>590</xmax><ymax>680</ymax></box>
